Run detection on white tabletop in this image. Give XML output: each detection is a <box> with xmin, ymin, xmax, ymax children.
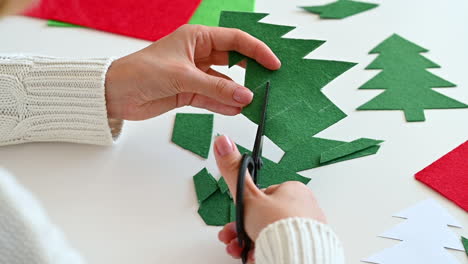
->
<box><xmin>1</xmin><ymin>0</ymin><xmax>467</xmax><ymax>263</ymax></box>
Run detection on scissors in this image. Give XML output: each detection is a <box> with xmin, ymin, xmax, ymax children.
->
<box><xmin>236</xmin><ymin>81</ymin><xmax>270</xmax><ymax>264</ymax></box>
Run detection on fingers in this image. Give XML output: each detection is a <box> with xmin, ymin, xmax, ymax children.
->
<box><xmin>185</xmin><ymin>68</ymin><xmax>253</xmax><ymax>107</ymax></box>
<box><xmin>205</xmin><ymin>27</ymin><xmax>281</xmax><ymax>70</ymax></box>
<box><xmin>214</xmin><ymin>135</ymin><xmax>263</xmax><ymax>202</ymax></box>
<box><xmin>177</xmin><ymin>93</ymin><xmax>242</xmax><ymax>115</ymax></box>
<box><xmin>218</xmin><ymin>222</ymin><xmax>237</xmax><ymax>244</ymax></box>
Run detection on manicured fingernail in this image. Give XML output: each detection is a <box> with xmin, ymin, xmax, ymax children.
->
<box><xmin>215</xmin><ymin>135</ymin><xmax>234</xmax><ymax>157</ymax></box>
<box><xmin>233</xmin><ymin>88</ymin><xmax>253</xmax><ymax>104</ymax></box>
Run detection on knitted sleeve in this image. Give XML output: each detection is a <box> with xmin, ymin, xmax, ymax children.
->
<box><xmin>0</xmin><ymin>168</ymin><xmax>85</xmax><ymax>264</ymax></box>
<box><xmin>255</xmin><ymin>218</ymin><xmax>345</xmax><ymax>264</ymax></box>
<box><xmin>0</xmin><ymin>55</ymin><xmax>121</xmax><ymax>146</ymax></box>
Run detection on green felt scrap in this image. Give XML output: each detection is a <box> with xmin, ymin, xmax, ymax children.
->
<box><xmin>279</xmin><ymin>137</ymin><xmax>381</xmax><ymax>172</ymax></box>
<box><xmin>301</xmin><ymin>0</ymin><xmax>378</xmax><ymax>19</ymax></box>
<box><xmin>218</xmin><ymin>177</ymin><xmax>229</xmax><ymax>194</ymax></box>
<box><xmin>462</xmin><ymin>236</ymin><xmax>468</xmax><ymax>256</ymax></box>
<box><xmin>172</xmin><ymin>113</ymin><xmax>214</xmax><ymax>158</ymax></box>
<box><xmin>320</xmin><ymin>138</ymin><xmax>383</xmax><ymax>163</ymax></box>
<box><xmin>357</xmin><ymin>34</ymin><xmax>468</xmax><ymax>122</ymax></box>
<box><xmin>237</xmin><ymin>145</ymin><xmax>311</xmax><ymax>188</ymax></box>
<box><xmin>189</xmin><ymin>0</ymin><xmax>255</xmax><ymax>26</ymax></box>
<box><xmin>219</xmin><ymin>11</ymin><xmax>356</xmax><ymax>153</ymax></box>
<box><xmin>229</xmin><ymin>202</ymin><xmax>236</xmax><ymax>223</ymax></box>
<box><xmin>198</xmin><ymin>190</ymin><xmax>231</xmax><ymax>226</ymax></box>
<box><xmin>193</xmin><ymin>168</ymin><xmax>218</xmax><ymax>204</ymax></box>
<box><xmin>47</xmin><ymin>20</ymin><xmax>82</xmax><ymax>27</ymax></box>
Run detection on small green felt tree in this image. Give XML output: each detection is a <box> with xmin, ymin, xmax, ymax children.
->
<box><xmin>357</xmin><ymin>34</ymin><xmax>468</xmax><ymax>122</ymax></box>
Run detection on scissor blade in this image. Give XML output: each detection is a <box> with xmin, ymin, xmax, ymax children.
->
<box><xmin>252</xmin><ymin>81</ymin><xmax>270</xmax><ymax>161</ymax></box>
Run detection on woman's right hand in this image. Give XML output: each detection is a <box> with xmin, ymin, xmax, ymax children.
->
<box><xmin>213</xmin><ymin>135</ymin><xmax>327</xmax><ymax>262</ymax></box>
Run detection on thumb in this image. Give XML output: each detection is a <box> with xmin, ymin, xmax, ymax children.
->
<box><xmin>214</xmin><ymin>135</ymin><xmax>262</xmax><ymax>202</ymax></box>
<box><xmin>185</xmin><ymin>69</ymin><xmax>253</xmax><ymax>108</ymax></box>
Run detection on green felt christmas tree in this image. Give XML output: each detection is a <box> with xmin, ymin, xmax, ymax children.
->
<box><xmin>357</xmin><ymin>34</ymin><xmax>468</xmax><ymax>122</ymax></box>
<box><xmin>301</xmin><ymin>0</ymin><xmax>378</xmax><ymax>19</ymax></box>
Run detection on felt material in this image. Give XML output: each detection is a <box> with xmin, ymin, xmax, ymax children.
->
<box><xmin>193</xmin><ymin>168</ymin><xmax>218</xmax><ymax>204</ymax></box>
<box><xmin>301</xmin><ymin>0</ymin><xmax>378</xmax><ymax>19</ymax></box>
<box><xmin>189</xmin><ymin>0</ymin><xmax>255</xmax><ymax>26</ymax></box>
<box><xmin>357</xmin><ymin>34</ymin><xmax>468</xmax><ymax>122</ymax></box>
<box><xmin>24</xmin><ymin>0</ymin><xmax>202</xmax><ymax>41</ymax></box>
<box><xmin>218</xmin><ymin>177</ymin><xmax>229</xmax><ymax>194</ymax></box>
<box><xmin>279</xmin><ymin>137</ymin><xmax>381</xmax><ymax>172</ymax></box>
<box><xmin>229</xmin><ymin>202</ymin><xmax>236</xmax><ymax>223</ymax></box>
<box><xmin>198</xmin><ymin>190</ymin><xmax>231</xmax><ymax>226</ymax></box>
<box><xmin>47</xmin><ymin>20</ymin><xmax>82</xmax><ymax>27</ymax></box>
<box><xmin>462</xmin><ymin>236</ymin><xmax>468</xmax><ymax>256</ymax></box>
<box><xmin>415</xmin><ymin>141</ymin><xmax>468</xmax><ymax>212</ymax></box>
<box><xmin>219</xmin><ymin>11</ymin><xmax>356</xmax><ymax>153</ymax></box>
<box><xmin>320</xmin><ymin>138</ymin><xmax>383</xmax><ymax>163</ymax></box>
<box><xmin>236</xmin><ymin>145</ymin><xmax>311</xmax><ymax>188</ymax></box>
<box><xmin>172</xmin><ymin>113</ymin><xmax>213</xmax><ymax>159</ymax></box>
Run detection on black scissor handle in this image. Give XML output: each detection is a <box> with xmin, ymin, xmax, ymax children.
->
<box><xmin>236</xmin><ymin>154</ymin><xmax>256</xmax><ymax>264</ymax></box>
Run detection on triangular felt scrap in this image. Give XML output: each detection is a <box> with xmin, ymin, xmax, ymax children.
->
<box><xmin>301</xmin><ymin>0</ymin><xmax>378</xmax><ymax>19</ymax></box>
<box><xmin>190</xmin><ymin>0</ymin><xmax>255</xmax><ymax>26</ymax></box>
<box><xmin>320</xmin><ymin>138</ymin><xmax>383</xmax><ymax>163</ymax></box>
<box><xmin>415</xmin><ymin>141</ymin><xmax>468</xmax><ymax>212</ymax></box>
<box><xmin>47</xmin><ymin>20</ymin><xmax>82</xmax><ymax>27</ymax></box>
<box><xmin>462</xmin><ymin>236</ymin><xmax>468</xmax><ymax>256</ymax></box>
<box><xmin>172</xmin><ymin>113</ymin><xmax>213</xmax><ymax>159</ymax></box>
<box><xmin>193</xmin><ymin>168</ymin><xmax>218</xmax><ymax>204</ymax></box>
<box><xmin>198</xmin><ymin>189</ymin><xmax>231</xmax><ymax>226</ymax></box>
<box><xmin>218</xmin><ymin>177</ymin><xmax>230</xmax><ymax>194</ymax></box>
<box><xmin>24</xmin><ymin>0</ymin><xmax>202</xmax><ymax>41</ymax></box>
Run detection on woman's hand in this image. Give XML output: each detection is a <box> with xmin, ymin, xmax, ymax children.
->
<box><xmin>104</xmin><ymin>24</ymin><xmax>281</xmax><ymax>120</ymax></box>
<box><xmin>213</xmin><ymin>135</ymin><xmax>327</xmax><ymax>262</ymax></box>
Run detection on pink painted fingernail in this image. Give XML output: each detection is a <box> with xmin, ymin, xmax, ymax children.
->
<box><xmin>233</xmin><ymin>88</ymin><xmax>253</xmax><ymax>104</ymax></box>
<box><xmin>215</xmin><ymin>135</ymin><xmax>234</xmax><ymax>156</ymax></box>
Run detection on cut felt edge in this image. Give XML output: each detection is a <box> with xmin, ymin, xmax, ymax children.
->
<box><xmin>47</xmin><ymin>20</ymin><xmax>82</xmax><ymax>27</ymax></box>
<box><xmin>172</xmin><ymin>113</ymin><xmax>214</xmax><ymax>159</ymax></box>
<box><xmin>193</xmin><ymin>168</ymin><xmax>218</xmax><ymax>204</ymax></box>
<box><xmin>320</xmin><ymin>138</ymin><xmax>383</xmax><ymax>163</ymax></box>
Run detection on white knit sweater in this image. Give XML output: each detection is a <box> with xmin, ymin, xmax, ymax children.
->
<box><xmin>0</xmin><ymin>56</ymin><xmax>345</xmax><ymax>264</ymax></box>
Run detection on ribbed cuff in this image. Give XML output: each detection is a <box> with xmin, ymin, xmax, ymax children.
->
<box><xmin>255</xmin><ymin>218</ymin><xmax>345</xmax><ymax>264</ymax></box>
<box><xmin>0</xmin><ymin>56</ymin><xmax>116</xmax><ymax>146</ymax></box>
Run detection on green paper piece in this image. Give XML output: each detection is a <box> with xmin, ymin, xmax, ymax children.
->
<box><xmin>229</xmin><ymin>202</ymin><xmax>236</xmax><ymax>223</ymax></box>
<box><xmin>172</xmin><ymin>113</ymin><xmax>214</xmax><ymax>158</ymax></box>
<box><xmin>219</xmin><ymin>11</ymin><xmax>356</xmax><ymax>153</ymax></box>
<box><xmin>279</xmin><ymin>137</ymin><xmax>381</xmax><ymax>172</ymax></box>
<box><xmin>47</xmin><ymin>20</ymin><xmax>82</xmax><ymax>27</ymax></box>
<box><xmin>189</xmin><ymin>0</ymin><xmax>255</xmax><ymax>26</ymax></box>
<box><xmin>320</xmin><ymin>138</ymin><xmax>383</xmax><ymax>163</ymax></box>
<box><xmin>301</xmin><ymin>0</ymin><xmax>378</xmax><ymax>19</ymax></box>
<box><xmin>218</xmin><ymin>177</ymin><xmax>229</xmax><ymax>194</ymax></box>
<box><xmin>193</xmin><ymin>168</ymin><xmax>218</xmax><ymax>204</ymax></box>
<box><xmin>236</xmin><ymin>145</ymin><xmax>311</xmax><ymax>188</ymax></box>
<box><xmin>462</xmin><ymin>236</ymin><xmax>468</xmax><ymax>256</ymax></box>
<box><xmin>357</xmin><ymin>34</ymin><xmax>468</xmax><ymax>122</ymax></box>
<box><xmin>198</xmin><ymin>190</ymin><xmax>231</xmax><ymax>226</ymax></box>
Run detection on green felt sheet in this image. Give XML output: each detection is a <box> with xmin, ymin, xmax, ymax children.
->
<box><xmin>193</xmin><ymin>168</ymin><xmax>218</xmax><ymax>204</ymax></box>
<box><xmin>236</xmin><ymin>145</ymin><xmax>311</xmax><ymax>188</ymax></box>
<box><xmin>320</xmin><ymin>138</ymin><xmax>383</xmax><ymax>163</ymax></box>
<box><xmin>230</xmin><ymin>202</ymin><xmax>236</xmax><ymax>223</ymax></box>
<box><xmin>218</xmin><ymin>177</ymin><xmax>230</xmax><ymax>194</ymax></box>
<box><xmin>198</xmin><ymin>190</ymin><xmax>232</xmax><ymax>226</ymax></box>
<box><xmin>301</xmin><ymin>0</ymin><xmax>378</xmax><ymax>19</ymax></box>
<box><xmin>219</xmin><ymin>11</ymin><xmax>356</xmax><ymax>153</ymax></box>
<box><xmin>279</xmin><ymin>137</ymin><xmax>381</xmax><ymax>172</ymax></box>
<box><xmin>47</xmin><ymin>20</ymin><xmax>82</xmax><ymax>27</ymax></box>
<box><xmin>357</xmin><ymin>34</ymin><xmax>468</xmax><ymax>122</ymax></box>
<box><xmin>172</xmin><ymin>113</ymin><xmax>214</xmax><ymax>158</ymax></box>
<box><xmin>189</xmin><ymin>0</ymin><xmax>255</xmax><ymax>26</ymax></box>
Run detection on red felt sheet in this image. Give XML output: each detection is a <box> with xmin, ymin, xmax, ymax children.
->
<box><xmin>415</xmin><ymin>141</ymin><xmax>468</xmax><ymax>212</ymax></box>
<box><xmin>23</xmin><ymin>0</ymin><xmax>202</xmax><ymax>41</ymax></box>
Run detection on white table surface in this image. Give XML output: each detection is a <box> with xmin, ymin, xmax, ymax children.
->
<box><xmin>1</xmin><ymin>0</ymin><xmax>467</xmax><ymax>263</ymax></box>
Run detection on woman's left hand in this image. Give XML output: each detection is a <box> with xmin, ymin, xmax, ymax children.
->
<box><xmin>104</xmin><ymin>24</ymin><xmax>281</xmax><ymax>120</ymax></box>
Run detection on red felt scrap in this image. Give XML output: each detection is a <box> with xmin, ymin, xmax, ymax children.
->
<box><xmin>415</xmin><ymin>141</ymin><xmax>468</xmax><ymax>212</ymax></box>
<box><xmin>23</xmin><ymin>0</ymin><xmax>202</xmax><ymax>41</ymax></box>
